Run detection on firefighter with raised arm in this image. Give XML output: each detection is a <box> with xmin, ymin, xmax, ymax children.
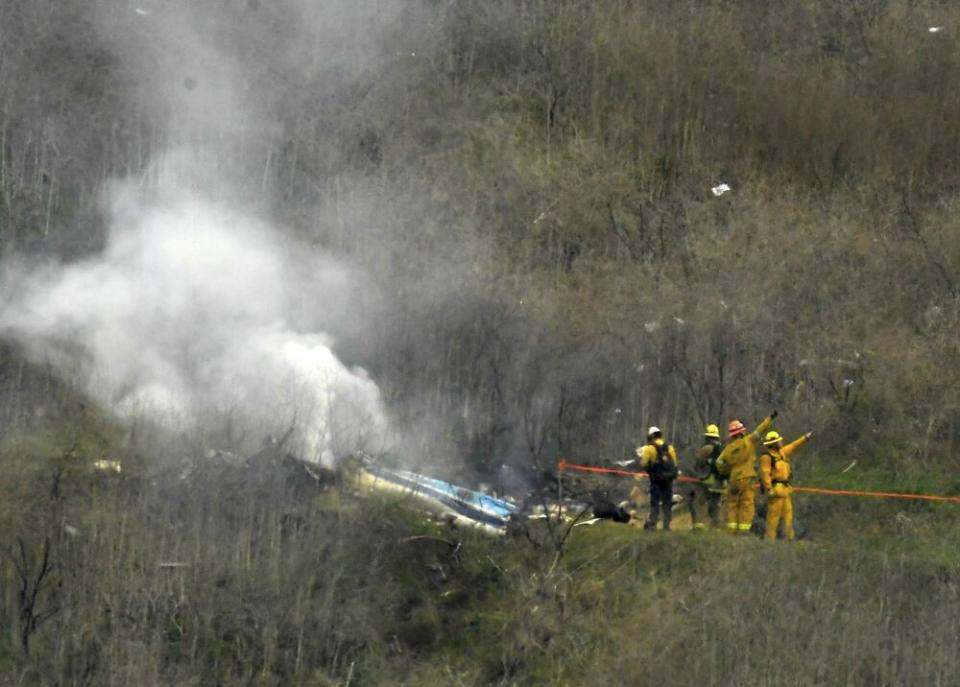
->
<box><xmin>688</xmin><ymin>423</ymin><xmax>726</xmax><ymax>529</ymax></box>
<box><xmin>716</xmin><ymin>411</ymin><xmax>777</xmax><ymax>534</ymax></box>
<box><xmin>760</xmin><ymin>429</ymin><xmax>813</xmax><ymax>540</ymax></box>
<box><xmin>635</xmin><ymin>426</ymin><xmax>679</xmax><ymax>531</ymax></box>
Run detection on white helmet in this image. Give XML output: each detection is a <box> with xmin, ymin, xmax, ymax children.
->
<box><xmin>647</xmin><ymin>426</ymin><xmax>662</xmax><ymax>437</ymax></box>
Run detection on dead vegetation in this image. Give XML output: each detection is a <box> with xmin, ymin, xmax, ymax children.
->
<box><xmin>1</xmin><ymin>0</ymin><xmax>960</xmax><ymax>683</ymax></box>
<box><xmin>0</xmin><ymin>426</ymin><xmax>957</xmax><ymax>685</ymax></box>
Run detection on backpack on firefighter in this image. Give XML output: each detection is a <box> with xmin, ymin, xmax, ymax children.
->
<box><xmin>648</xmin><ymin>441</ymin><xmax>679</xmax><ymax>481</ymax></box>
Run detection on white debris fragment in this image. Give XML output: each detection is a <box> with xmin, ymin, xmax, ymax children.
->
<box><xmin>929</xmin><ymin>26</ymin><xmax>945</xmax><ymax>33</ymax></box>
<box><xmin>134</xmin><ymin>8</ymin><xmax>149</xmax><ymax>16</ymax></box>
<box><xmin>92</xmin><ymin>459</ymin><xmax>122</xmax><ymax>474</ymax></box>
<box><xmin>159</xmin><ymin>562</ymin><xmax>191</xmax><ymax>569</ymax></box>
<box><xmin>842</xmin><ymin>378</ymin><xmax>855</xmax><ymax>388</ymax></box>
<box><xmin>841</xmin><ymin>460</ymin><xmax>857</xmax><ymax>474</ymax></box>
<box><xmin>644</xmin><ymin>321</ymin><xmax>660</xmax><ymax>333</ymax></box>
<box><xmin>615</xmin><ymin>459</ymin><xmax>636</xmax><ymax>467</ymax></box>
<box><xmin>63</xmin><ymin>523</ymin><xmax>79</xmax><ymax>537</ymax></box>
<box><xmin>711</xmin><ymin>183</ymin><xmax>732</xmax><ymax>197</ymax></box>
<box><xmin>533</xmin><ymin>211</ymin><xmax>548</xmax><ymax>224</ymax></box>
<box><xmin>673</xmin><ymin>316</ymin><xmax>686</xmax><ymax>326</ymax></box>
<box><xmin>613</xmin><ymin>408</ymin><xmax>622</xmax><ymax>414</ymax></box>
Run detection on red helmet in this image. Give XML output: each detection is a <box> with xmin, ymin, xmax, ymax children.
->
<box><xmin>728</xmin><ymin>419</ymin><xmax>746</xmax><ymax>438</ymax></box>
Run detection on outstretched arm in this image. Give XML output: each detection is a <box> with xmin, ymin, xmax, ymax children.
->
<box><xmin>782</xmin><ymin>432</ymin><xmax>813</xmax><ymax>459</ymax></box>
<box><xmin>753</xmin><ymin>411</ymin><xmax>777</xmax><ymax>439</ymax></box>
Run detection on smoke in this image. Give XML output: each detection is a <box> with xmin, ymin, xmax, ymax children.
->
<box><xmin>0</xmin><ymin>171</ymin><xmax>388</xmax><ymax>464</ymax></box>
<box><xmin>0</xmin><ymin>0</ymin><xmax>420</xmax><ymax>463</ymax></box>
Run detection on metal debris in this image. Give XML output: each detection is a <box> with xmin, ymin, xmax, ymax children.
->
<box><xmin>711</xmin><ymin>183</ymin><xmax>732</xmax><ymax>196</ymax></box>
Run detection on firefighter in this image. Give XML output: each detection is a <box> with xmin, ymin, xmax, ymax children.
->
<box><xmin>716</xmin><ymin>411</ymin><xmax>777</xmax><ymax>534</ymax></box>
<box><xmin>688</xmin><ymin>423</ymin><xmax>725</xmax><ymax>529</ymax></box>
<box><xmin>760</xmin><ymin>430</ymin><xmax>813</xmax><ymax>540</ymax></box>
<box><xmin>635</xmin><ymin>426</ymin><xmax>679</xmax><ymax>531</ymax></box>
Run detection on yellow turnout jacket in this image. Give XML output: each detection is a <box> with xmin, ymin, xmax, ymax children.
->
<box><xmin>717</xmin><ymin>416</ymin><xmax>773</xmax><ymax>482</ymax></box>
<box><xmin>760</xmin><ymin>435</ymin><xmax>809</xmax><ymax>495</ymax></box>
<box><xmin>635</xmin><ymin>439</ymin><xmax>678</xmax><ymax>473</ymax></box>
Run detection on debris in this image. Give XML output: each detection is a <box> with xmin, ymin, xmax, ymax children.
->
<box><xmin>350</xmin><ymin>458</ymin><xmax>518</xmax><ymax>534</ymax></box>
<box><xmin>63</xmin><ymin>523</ymin><xmax>79</xmax><ymax>537</ymax></box>
<box><xmin>711</xmin><ymin>183</ymin><xmax>732</xmax><ymax>197</ymax></box>
<box><xmin>592</xmin><ymin>499</ymin><xmax>631</xmax><ymax>523</ymax></box>
<box><xmin>159</xmin><ymin>562</ymin><xmax>191</xmax><ymax>569</ymax></box>
<box><xmin>673</xmin><ymin>316</ymin><xmax>686</xmax><ymax>326</ymax></box>
<box><xmin>92</xmin><ymin>459</ymin><xmax>122</xmax><ymax>474</ymax></box>
<box><xmin>573</xmin><ymin>518</ymin><xmax>603</xmax><ymax>527</ymax></box>
<box><xmin>615</xmin><ymin>459</ymin><xmax>636</xmax><ymax>467</ymax></box>
<box><xmin>134</xmin><ymin>8</ymin><xmax>149</xmax><ymax>16</ymax></box>
<box><xmin>929</xmin><ymin>26</ymin><xmax>945</xmax><ymax>33</ymax></box>
<box><xmin>841</xmin><ymin>460</ymin><xmax>857</xmax><ymax>474</ymax></box>
<box><xmin>644</xmin><ymin>321</ymin><xmax>660</xmax><ymax>333</ymax></box>
<box><xmin>842</xmin><ymin>379</ymin><xmax>855</xmax><ymax>388</ymax></box>
<box><xmin>613</xmin><ymin>408</ymin><xmax>622</xmax><ymax>415</ymax></box>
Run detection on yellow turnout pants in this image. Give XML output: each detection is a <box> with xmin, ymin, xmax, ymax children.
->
<box><xmin>725</xmin><ymin>478</ymin><xmax>755</xmax><ymax>534</ymax></box>
<box><xmin>765</xmin><ymin>494</ymin><xmax>795</xmax><ymax>540</ymax></box>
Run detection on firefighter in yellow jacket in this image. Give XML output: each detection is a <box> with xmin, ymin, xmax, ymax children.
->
<box><xmin>688</xmin><ymin>424</ymin><xmax>726</xmax><ymax>529</ymax></box>
<box><xmin>760</xmin><ymin>430</ymin><xmax>813</xmax><ymax>540</ymax></box>
<box><xmin>635</xmin><ymin>427</ymin><xmax>679</xmax><ymax>531</ymax></box>
<box><xmin>716</xmin><ymin>411</ymin><xmax>776</xmax><ymax>534</ymax></box>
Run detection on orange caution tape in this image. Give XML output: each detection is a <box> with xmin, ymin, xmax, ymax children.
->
<box><xmin>557</xmin><ymin>459</ymin><xmax>960</xmax><ymax>504</ymax></box>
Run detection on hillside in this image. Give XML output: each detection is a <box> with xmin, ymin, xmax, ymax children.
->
<box><xmin>1</xmin><ymin>0</ymin><xmax>960</xmax><ymax>683</ymax></box>
<box><xmin>1</xmin><ymin>422</ymin><xmax>959</xmax><ymax>685</ymax></box>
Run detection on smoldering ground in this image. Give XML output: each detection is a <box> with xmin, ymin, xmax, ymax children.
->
<box><xmin>0</xmin><ymin>173</ymin><xmax>389</xmax><ymax>464</ymax></box>
<box><xmin>0</xmin><ymin>0</ymin><xmax>596</xmax><ymax>484</ymax></box>
<box><xmin>0</xmin><ymin>0</ymin><xmax>415</xmax><ymax>465</ymax></box>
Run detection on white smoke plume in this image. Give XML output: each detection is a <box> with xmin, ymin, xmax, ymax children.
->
<box><xmin>0</xmin><ymin>176</ymin><xmax>388</xmax><ymax>465</ymax></box>
<box><xmin>0</xmin><ymin>0</ymin><xmax>413</xmax><ymax>464</ymax></box>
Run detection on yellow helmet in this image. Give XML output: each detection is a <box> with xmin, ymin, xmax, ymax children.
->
<box><xmin>705</xmin><ymin>424</ymin><xmax>720</xmax><ymax>439</ymax></box>
<box><xmin>764</xmin><ymin>430</ymin><xmax>782</xmax><ymax>446</ymax></box>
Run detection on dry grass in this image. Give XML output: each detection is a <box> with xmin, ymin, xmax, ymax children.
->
<box><xmin>1</xmin><ymin>427</ymin><xmax>958</xmax><ymax>685</ymax></box>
